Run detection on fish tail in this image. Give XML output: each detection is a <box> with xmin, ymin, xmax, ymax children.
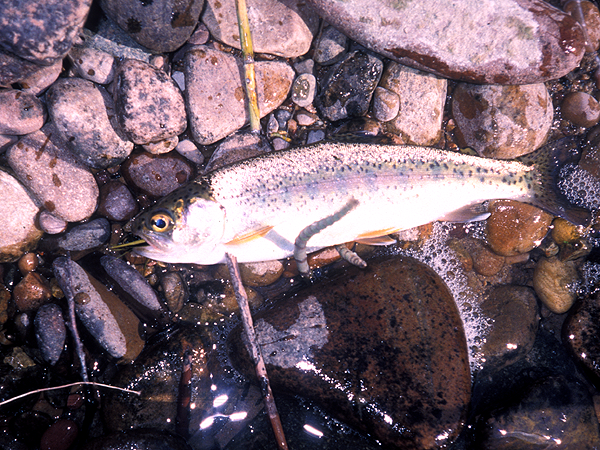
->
<box><xmin>519</xmin><ymin>136</ymin><xmax>591</xmax><ymax>226</ymax></box>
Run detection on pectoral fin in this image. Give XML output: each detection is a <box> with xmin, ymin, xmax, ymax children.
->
<box><xmin>439</xmin><ymin>203</ymin><xmax>490</xmax><ymax>223</ymax></box>
<box><xmin>225</xmin><ymin>225</ymin><xmax>274</xmax><ymax>245</ymax></box>
<box><xmin>354</xmin><ymin>228</ymin><xmax>401</xmax><ymax>245</ymax></box>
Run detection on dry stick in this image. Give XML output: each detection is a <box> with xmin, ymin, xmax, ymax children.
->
<box><xmin>225</xmin><ymin>253</ymin><xmax>289</xmax><ymax>450</ymax></box>
<box><xmin>235</xmin><ymin>0</ymin><xmax>261</xmax><ymax>132</ymax></box>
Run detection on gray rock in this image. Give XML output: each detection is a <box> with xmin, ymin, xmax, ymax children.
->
<box><xmin>34</xmin><ymin>303</ymin><xmax>66</xmax><ymax>365</ymax></box>
<box><xmin>380</xmin><ymin>63</ymin><xmax>447</xmax><ymax>145</ymax></box>
<box><xmin>313</xmin><ymin>24</ymin><xmax>348</xmax><ymax>65</ymax></box>
<box><xmin>371</xmin><ymin>86</ymin><xmax>399</xmax><ymax>123</ymax></box>
<box><xmin>38</xmin><ymin>211</ymin><xmax>68</xmax><ymax>235</ymax></box>
<box><xmin>0</xmin><ymin>169</ymin><xmax>43</xmax><ymax>263</ymax></box>
<box><xmin>291</xmin><ymin>73</ymin><xmax>317</xmax><ymax>108</ymax></box>
<box><xmin>204</xmin><ymin>131</ymin><xmax>272</xmax><ymax>173</ymax></box>
<box><xmin>306</xmin><ymin>0</ymin><xmax>585</xmax><ymax>84</ymax></box>
<box><xmin>57</xmin><ymin>218</ymin><xmax>111</xmax><ymax>251</ymax></box>
<box><xmin>7</xmin><ymin>124</ymin><xmax>99</xmax><ymax>222</ymax></box>
<box><xmin>68</xmin><ymin>45</ymin><xmax>116</xmax><ymax>84</ymax></box>
<box><xmin>185</xmin><ymin>45</ymin><xmax>294</xmax><ymax>145</ymax></box>
<box><xmin>46</xmin><ymin>78</ymin><xmax>134</xmax><ymax>169</ymax></box>
<box><xmin>0</xmin><ymin>0</ymin><xmax>92</xmax><ymax>65</ymax></box>
<box><xmin>317</xmin><ymin>50</ymin><xmax>383</xmax><ymax>121</ymax></box>
<box><xmin>452</xmin><ymin>83</ymin><xmax>553</xmax><ymax>158</ymax></box>
<box><xmin>100</xmin><ymin>0</ymin><xmax>205</xmax><ymax>53</ymax></box>
<box><xmin>97</xmin><ymin>181</ymin><xmax>139</xmax><ymax>222</ymax></box>
<box><xmin>0</xmin><ymin>90</ymin><xmax>45</xmax><ymax>135</ymax></box>
<box><xmin>114</xmin><ymin>59</ymin><xmax>187</xmax><ymax>145</ymax></box>
<box><xmin>175</xmin><ymin>139</ymin><xmax>204</xmax><ymax>164</ymax></box>
<box><xmin>202</xmin><ymin>0</ymin><xmax>318</xmax><ymax>57</ymax></box>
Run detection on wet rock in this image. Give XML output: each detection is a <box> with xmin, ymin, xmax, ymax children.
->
<box><xmin>100</xmin><ymin>255</ymin><xmax>163</xmax><ymax>313</ymax></box>
<box><xmin>97</xmin><ymin>181</ymin><xmax>139</xmax><ymax>222</ymax></box>
<box><xmin>86</xmin><ymin>429</ymin><xmax>193</xmax><ymax>450</ymax></box>
<box><xmin>142</xmin><ymin>136</ymin><xmax>179</xmax><ymax>155</ymax></box>
<box><xmin>216</xmin><ymin>260</ymin><xmax>284</xmax><ymax>287</ymax></box>
<box><xmin>485</xmin><ymin>200</ymin><xmax>554</xmax><ymax>257</ymax></box>
<box><xmin>562</xmin><ymin>91</ymin><xmax>600</xmax><ymax>128</ymax></box>
<box><xmin>175</xmin><ymin>139</ymin><xmax>204</xmax><ymax>165</ymax></box>
<box><xmin>40</xmin><ymin>419</ymin><xmax>78</xmax><ymax>450</ymax></box>
<box><xmin>47</xmin><ymin>78</ymin><xmax>134</xmax><ymax>169</ymax></box>
<box><xmin>38</xmin><ymin>211</ymin><xmax>68</xmax><ymax>235</ymax></box>
<box><xmin>57</xmin><ymin>218</ymin><xmax>111</xmax><ymax>251</ymax></box>
<box><xmin>564</xmin><ymin>0</ymin><xmax>600</xmax><ymax>52</ymax></box>
<box><xmin>380</xmin><ymin>63</ymin><xmax>446</xmax><ymax>145</ymax></box>
<box><xmin>114</xmin><ymin>59</ymin><xmax>187</xmax><ymax>145</ymax></box>
<box><xmin>121</xmin><ymin>150</ymin><xmax>194</xmax><ymax>198</ymax></box>
<box><xmin>100</xmin><ymin>0</ymin><xmax>204</xmax><ymax>52</ymax></box>
<box><xmin>461</xmin><ymin>237</ymin><xmax>505</xmax><ymax>277</ymax></box>
<box><xmin>313</xmin><ymin>24</ymin><xmax>348</xmax><ymax>65</ymax></box>
<box><xmin>291</xmin><ymin>73</ymin><xmax>317</xmax><ymax>108</ymax></box>
<box><xmin>204</xmin><ymin>131</ymin><xmax>272</xmax><ymax>173</ymax></box>
<box><xmin>306</xmin><ymin>0</ymin><xmax>585</xmax><ymax>84</ymax></box>
<box><xmin>67</xmin><ymin>45</ymin><xmax>116</xmax><ymax>84</ymax></box>
<box><xmin>13</xmin><ymin>272</ymin><xmax>52</xmax><ymax>312</ymax></box>
<box><xmin>34</xmin><ymin>304</ymin><xmax>66</xmax><ymax>365</ymax></box>
<box><xmin>53</xmin><ymin>257</ymin><xmax>144</xmax><ymax>361</ymax></box>
<box><xmin>0</xmin><ymin>169</ymin><xmax>43</xmax><ymax>263</ymax></box>
<box><xmin>19</xmin><ymin>60</ymin><xmax>63</xmax><ymax>95</ymax></box>
<box><xmin>7</xmin><ymin>124</ymin><xmax>99</xmax><ymax>222</ymax></box>
<box><xmin>452</xmin><ymin>83</ymin><xmax>553</xmax><ymax>158</ymax></box>
<box><xmin>0</xmin><ymin>0</ymin><xmax>92</xmax><ymax>65</ymax></box>
<box><xmin>372</xmin><ymin>86</ymin><xmax>399</xmax><ymax>123</ymax></box>
<box><xmin>317</xmin><ymin>50</ymin><xmax>383</xmax><ymax>122</ymax></box>
<box><xmin>0</xmin><ymin>90</ymin><xmax>45</xmax><ymax>135</ymax></box>
<box><xmin>533</xmin><ymin>256</ymin><xmax>579</xmax><ymax>314</ymax></box>
<box><xmin>564</xmin><ymin>293</ymin><xmax>600</xmax><ymax>384</ymax></box>
<box><xmin>185</xmin><ymin>45</ymin><xmax>294</xmax><ymax>145</ymax></box>
<box><xmin>477</xmin><ymin>375</ymin><xmax>600</xmax><ymax>448</ymax></box>
<box><xmin>160</xmin><ymin>272</ymin><xmax>186</xmax><ymax>314</ymax></box>
<box><xmin>229</xmin><ymin>256</ymin><xmax>471</xmax><ymax>449</ymax></box>
<box><xmin>202</xmin><ymin>0</ymin><xmax>317</xmax><ymax>58</ymax></box>
<box><xmin>18</xmin><ymin>253</ymin><xmax>39</xmax><ymax>275</ymax></box>
<box><xmin>479</xmin><ymin>286</ymin><xmax>539</xmax><ymax>370</ymax></box>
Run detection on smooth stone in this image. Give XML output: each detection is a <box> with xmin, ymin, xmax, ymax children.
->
<box><xmin>204</xmin><ymin>131</ymin><xmax>272</xmax><ymax>173</ymax></box>
<box><xmin>185</xmin><ymin>45</ymin><xmax>294</xmax><ymax>145</ymax></box>
<box><xmin>562</xmin><ymin>91</ymin><xmax>600</xmax><ymax>127</ymax></box>
<box><xmin>121</xmin><ymin>150</ymin><xmax>194</xmax><ymax>198</ymax></box>
<box><xmin>68</xmin><ymin>45</ymin><xmax>116</xmax><ymax>84</ymax></box>
<box><xmin>159</xmin><ymin>272</ymin><xmax>186</xmax><ymax>314</ymax></box>
<box><xmin>100</xmin><ymin>0</ymin><xmax>204</xmax><ymax>53</ymax></box>
<box><xmin>142</xmin><ymin>136</ymin><xmax>179</xmax><ymax>155</ymax></box>
<box><xmin>479</xmin><ymin>286</ymin><xmax>539</xmax><ymax>370</ymax></box>
<box><xmin>533</xmin><ymin>256</ymin><xmax>578</xmax><ymax>314</ymax></box>
<box><xmin>53</xmin><ymin>257</ymin><xmax>144</xmax><ymax>362</ymax></box>
<box><xmin>7</xmin><ymin>124</ymin><xmax>99</xmax><ymax>222</ymax></box>
<box><xmin>313</xmin><ymin>24</ymin><xmax>348</xmax><ymax>65</ymax></box>
<box><xmin>16</xmin><ymin>60</ymin><xmax>63</xmax><ymax>95</ymax></box>
<box><xmin>485</xmin><ymin>200</ymin><xmax>554</xmax><ymax>257</ymax></box>
<box><xmin>291</xmin><ymin>73</ymin><xmax>317</xmax><ymax>108</ymax></box>
<box><xmin>34</xmin><ymin>304</ymin><xmax>66</xmax><ymax>365</ymax></box>
<box><xmin>0</xmin><ymin>0</ymin><xmax>92</xmax><ymax>65</ymax></box>
<box><xmin>228</xmin><ymin>256</ymin><xmax>471</xmax><ymax>449</ymax></box>
<box><xmin>57</xmin><ymin>218</ymin><xmax>111</xmax><ymax>251</ymax></box>
<box><xmin>0</xmin><ymin>51</ymin><xmax>49</xmax><ymax>87</ymax></box>
<box><xmin>114</xmin><ymin>59</ymin><xmax>187</xmax><ymax>145</ymax></box>
<box><xmin>564</xmin><ymin>293</ymin><xmax>600</xmax><ymax>384</ymax></box>
<box><xmin>46</xmin><ymin>78</ymin><xmax>134</xmax><ymax>169</ymax></box>
<box><xmin>85</xmin><ymin>429</ymin><xmax>193</xmax><ymax>450</ymax></box>
<box><xmin>295</xmin><ymin>109</ymin><xmax>319</xmax><ymax>126</ymax></box>
<box><xmin>13</xmin><ymin>272</ymin><xmax>52</xmax><ymax>312</ymax></box>
<box><xmin>0</xmin><ymin>169</ymin><xmax>43</xmax><ymax>263</ymax></box>
<box><xmin>97</xmin><ymin>181</ymin><xmax>139</xmax><ymax>222</ymax></box>
<box><xmin>565</xmin><ymin>0</ymin><xmax>600</xmax><ymax>52</ymax></box>
<box><xmin>0</xmin><ymin>90</ymin><xmax>45</xmax><ymax>135</ymax></box>
<box><xmin>478</xmin><ymin>375</ymin><xmax>600</xmax><ymax>448</ymax></box>
<box><xmin>305</xmin><ymin>0</ymin><xmax>585</xmax><ymax>84</ymax></box>
<box><xmin>317</xmin><ymin>50</ymin><xmax>383</xmax><ymax>121</ymax></box>
<box><xmin>380</xmin><ymin>63</ymin><xmax>446</xmax><ymax>145</ymax></box>
<box><xmin>38</xmin><ymin>211</ymin><xmax>68</xmax><ymax>235</ymax></box>
<box><xmin>175</xmin><ymin>139</ymin><xmax>204</xmax><ymax>165</ymax></box>
<box><xmin>452</xmin><ymin>83</ymin><xmax>553</xmax><ymax>158</ymax></box>
<box><xmin>461</xmin><ymin>237</ymin><xmax>505</xmax><ymax>277</ymax></box>
<box><xmin>18</xmin><ymin>253</ymin><xmax>39</xmax><ymax>274</ymax></box>
<box><xmin>202</xmin><ymin>0</ymin><xmax>317</xmax><ymax>58</ymax></box>
<box><xmin>0</xmin><ymin>134</ymin><xmax>19</xmax><ymax>153</ymax></box>
<box><xmin>372</xmin><ymin>86</ymin><xmax>400</xmax><ymax>123</ymax></box>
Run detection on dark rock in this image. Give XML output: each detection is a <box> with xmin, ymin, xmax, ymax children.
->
<box><xmin>13</xmin><ymin>272</ymin><xmax>52</xmax><ymax>312</ymax></box>
<box><xmin>97</xmin><ymin>181</ymin><xmax>139</xmax><ymax>222</ymax></box>
<box><xmin>228</xmin><ymin>256</ymin><xmax>471</xmax><ymax>449</ymax></box>
<box><xmin>100</xmin><ymin>0</ymin><xmax>204</xmax><ymax>53</ymax></box>
<box><xmin>564</xmin><ymin>293</ymin><xmax>600</xmax><ymax>385</ymax></box>
<box><xmin>562</xmin><ymin>91</ymin><xmax>600</xmax><ymax>128</ymax></box>
<box><xmin>34</xmin><ymin>303</ymin><xmax>66</xmax><ymax>365</ymax></box>
<box><xmin>305</xmin><ymin>0</ymin><xmax>585</xmax><ymax>84</ymax></box>
<box><xmin>86</xmin><ymin>429</ymin><xmax>193</xmax><ymax>450</ymax></box>
<box><xmin>121</xmin><ymin>150</ymin><xmax>194</xmax><ymax>198</ymax></box>
<box><xmin>40</xmin><ymin>419</ymin><xmax>77</xmax><ymax>450</ymax></box>
<box><xmin>57</xmin><ymin>218</ymin><xmax>111</xmax><ymax>251</ymax></box>
<box><xmin>313</xmin><ymin>24</ymin><xmax>348</xmax><ymax>65</ymax></box>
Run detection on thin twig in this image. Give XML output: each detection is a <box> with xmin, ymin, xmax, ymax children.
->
<box><xmin>0</xmin><ymin>382</ymin><xmax>141</xmax><ymax>408</ymax></box>
<box><xmin>225</xmin><ymin>253</ymin><xmax>289</xmax><ymax>450</ymax></box>
<box><xmin>235</xmin><ymin>0</ymin><xmax>261</xmax><ymax>132</ymax></box>
<box><xmin>63</xmin><ymin>257</ymin><xmax>89</xmax><ymax>383</ymax></box>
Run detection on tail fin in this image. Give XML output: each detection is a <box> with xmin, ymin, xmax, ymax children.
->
<box><xmin>518</xmin><ymin>136</ymin><xmax>592</xmax><ymax>226</ymax></box>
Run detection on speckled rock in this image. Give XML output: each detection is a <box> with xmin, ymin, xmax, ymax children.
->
<box><xmin>485</xmin><ymin>200</ymin><xmax>554</xmax><ymax>257</ymax></box>
<box><xmin>0</xmin><ymin>90</ymin><xmax>45</xmax><ymax>135</ymax></box>
<box><xmin>121</xmin><ymin>150</ymin><xmax>194</xmax><ymax>198</ymax></box>
<box><xmin>202</xmin><ymin>0</ymin><xmax>317</xmax><ymax>57</ymax></box>
<box><xmin>204</xmin><ymin>131</ymin><xmax>272</xmax><ymax>173</ymax></box>
<box><xmin>13</xmin><ymin>272</ymin><xmax>52</xmax><ymax>312</ymax></box>
<box><xmin>185</xmin><ymin>46</ymin><xmax>294</xmax><ymax>145</ymax></box>
<box><xmin>452</xmin><ymin>83</ymin><xmax>553</xmax><ymax>158</ymax></box>
<box><xmin>34</xmin><ymin>303</ymin><xmax>66</xmax><ymax>365</ymax></box>
<box><xmin>68</xmin><ymin>45</ymin><xmax>116</xmax><ymax>84</ymax></box>
<box><xmin>114</xmin><ymin>59</ymin><xmax>187</xmax><ymax>145</ymax></box>
<box><xmin>57</xmin><ymin>218</ymin><xmax>111</xmax><ymax>251</ymax></box>
<box><xmin>46</xmin><ymin>78</ymin><xmax>134</xmax><ymax>169</ymax></box>
<box><xmin>564</xmin><ymin>293</ymin><xmax>600</xmax><ymax>384</ymax></box>
<box><xmin>380</xmin><ymin>63</ymin><xmax>446</xmax><ymax>145</ymax></box>
<box><xmin>306</xmin><ymin>0</ymin><xmax>585</xmax><ymax>85</ymax></box>
<box><xmin>100</xmin><ymin>0</ymin><xmax>204</xmax><ymax>53</ymax></box>
<box><xmin>0</xmin><ymin>134</ymin><xmax>18</xmax><ymax>153</ymax></box>
<box><xmin>0</xmin><ymin>0</ymin><xmax>92</xmax><ymax>65</ymax></box>
<box><xmin>317</xmin><ymin>50</ymin><xmax>383</xmax><ymax>122</ymax></box>
<box><xmin>97</xmin><ymin>181</ymin><xmax>139</xmax><ymax>222</ymax></box>
<box><xmin>228</xmin><ymin>256</ymin><xmax>471</xmax><ymax>449</ymax></box>
<box><xmin>291</xmin><ymin>73</ymin><xmax>317</xmax><ymax>108</ymax></box>
<box><xmin>533</xmin><ymin>256</ymin><xmax>579</xmax><ymax>314</ymax></box>
<box><xmin>18</xmin><ymin>60</ymin><xmax>63</xmax><ymax>95</ymax></box>
<box><xmin>7</xmin><ymin>124</ymin><xmax>99</xmax><ymax>222</ymax></box>
<box><xmin>142</xmin><ymin>136</ymin><xmax>179</xmax><ymax>155</ymax></box>
<box><xmin>561</xmin><ymin>91</ymin><xmax>600</xmax><ymax>128</ymax></box>
<box><xmin>372</xmin><ymin>86</ymin><xmax>400</xmax><ymax>123</ymax></box>
<box><xmin>0</xmin><ymin>169</ymin><xmax>43</xmax><ymax>263</ymax></box>
<box><xmin>313</xmin><ymin>24</ymin><xmax>348</xmax><ymax>65</ymax></box>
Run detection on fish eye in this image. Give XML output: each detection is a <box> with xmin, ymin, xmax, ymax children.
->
<box><xmin>148</xmin><ymin>212</ymin><xmax>173</xmax><ymax>232</ymax></box>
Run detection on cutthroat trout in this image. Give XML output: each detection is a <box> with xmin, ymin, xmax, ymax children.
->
<box><xmin>130</xmin><ymin>140</ymin><xmax>589</xmax><ymax>265</ymax></box>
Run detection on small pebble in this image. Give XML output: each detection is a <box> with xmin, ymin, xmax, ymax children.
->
<box><xmin>160</xmin><ymin>272</ymin><xmax>187</xmax><ymax>313</ymax></box>
<box><xmin>68</xmin><ymin>45</ymin><xmax>116</xmax><ymax>84</ymax></box>
<box><xmin>293</xmin><ymin>58</ymin><xmax>314</xmax><ymax>75</ymax></box>
<box><xmin>35</xmin><ymin>303</ymin><xmax>66</xmax><ymax>365</ymax></box>
<box><xmin>533</xmin><ymin>256</ymin><xmax>578</xmax><ymax>314</ymax></box>
<box><xmin>313</xmin><ymin>24</ymin><xmax>348</xmax><ymax>65</ymax></box>
<box><xmin>142</xmin><ymin>136</ymin><xmax>179</xmax><ymax>155</ymax></box>
<box><xmin>97</xmin><ymin>181</ymin><xmax>139</xmax><ymax>222</ymax></box>
<box><xmin>39</xmin><ymin>211</ymin><xmax>68</xmax><ymax>235</ymax></box>
<box><xmin>13</xmin><ymin>272</ymin><xmax>52</xmax><ymax>312</ymax></box>
<box><xmin>291</xmin><ymin>73</ymin><xmax>317</xmax><ymax>108</ymax></box>
<box><xmin>18</xmin><ymin>253</ymin><xmax>38</xmax><ymax>275</ymax></box>
<box><xmin>0</xmin><ymin>90</ymin><xmax>45</xmax><ymax>135</ymax></box>
<box><xmin>57</xmin><ymin>218</ymin><xmax>111</xmax><ymax>251</ymax></box>
<box><xmin>551</xmin><ymin>217</ymin><xmax>582</xmax><ymax>245</ymax></box>
<box><xmin>295</xmin><ymin>109</ymin><xmax>319</xmax><ymax>126</ymax></box>
<box><xmin>561</xmin><ymin>91</ymin><xmax>600</xmax><ymax>128</ymax></box>
<box><xmin>175</xmin><ymin>139</ymin><xmax>204</xmax><ymax>165</ymax></box>
<box><xmin>372</xmin><ymin>86</ymin><xmax>400</xmax><ymax>122</ymax></box>
<box><xmin>461</xmin><ymin>238</ymin><xmax>505</xmax><ymax>277</ymax></box>
<box><xmin>564</xmin><ymin>0</ymin><xmax>600</xmax><ymax>52</ymax></box>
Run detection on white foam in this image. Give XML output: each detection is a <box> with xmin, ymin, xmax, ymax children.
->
<box><xmin>558</xmin><ymin>164</ymin><xmax>600</xmax><ymax>210</ymax></box>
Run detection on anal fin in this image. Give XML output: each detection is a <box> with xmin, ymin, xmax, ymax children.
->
<box><xmin>225</xmin><ymin>225</ymin><xmax>274</xmax><ymax>245</ymax></box>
